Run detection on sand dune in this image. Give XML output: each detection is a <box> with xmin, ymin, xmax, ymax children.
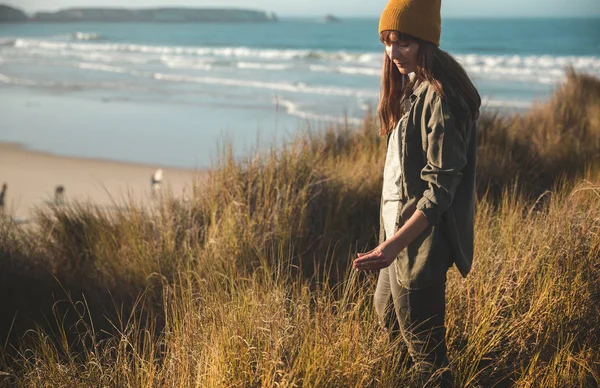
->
<box><xmin>0</xmin><ymin>142</ymin><xmax>205</xmax><ymax>221</ymax></box>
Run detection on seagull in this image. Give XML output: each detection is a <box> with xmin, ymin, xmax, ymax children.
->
<box><xmin>54</xmin><ymin>185</ymin><xmax>65</xmax><ymax>205</ymax></box>
<box><xmin>151</xmin><ymin>169</ymin><xmax>163</xmax><ymax>198</ymax></box>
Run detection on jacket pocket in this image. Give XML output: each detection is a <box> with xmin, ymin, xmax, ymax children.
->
<box><xmin>394</xmin><ymin>220</ymin><xmax>452</xmax><ymax>290</ymax></box>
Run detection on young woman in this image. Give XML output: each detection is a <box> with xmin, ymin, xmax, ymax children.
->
<box><xmin>352</xmin><ymin>0</ymin><xmax>481</xmax><ymax>386</ymax></box>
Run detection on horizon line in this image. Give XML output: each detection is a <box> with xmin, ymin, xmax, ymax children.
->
<box><xmin>4</xmin><ymin>4</ymin><xmax>600</xmax><ymax>19</ymax></box>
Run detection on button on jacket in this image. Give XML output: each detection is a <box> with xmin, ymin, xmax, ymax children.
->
<box><xmin>379</xmin><ymin>80</ymin><xmax>477</xmax><ymax>290</ymax></box>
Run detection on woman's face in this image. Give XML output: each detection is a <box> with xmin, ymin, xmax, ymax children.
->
<box><xmin>383</xmin><ymin>31</ymin><xmax>419</xmax><ymax>75</ymax></box>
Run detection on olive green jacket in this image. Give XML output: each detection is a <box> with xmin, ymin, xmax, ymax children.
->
<box><xmin>379</xmin><ymin>80</ymin><xmax>477</xmax><ymax>290</ymax></box>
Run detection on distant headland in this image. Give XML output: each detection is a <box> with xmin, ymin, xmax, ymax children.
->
<box><xmin>0</xmin><ymin>4</ymin><xmax>27</xmax><ymax>21</ymax></box>
<box><xmin>323</xmin><ymin>14</ymin><xmax>341</xmax><ymax>23</ymax></box>
<box><xmin>0</xmin><ymin>4</ymin><xmax>278</xmax><ymax>23</ymax></box>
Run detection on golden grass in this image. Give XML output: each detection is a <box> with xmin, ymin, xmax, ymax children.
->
<box><xmin>0</xmin><ymin>70</ymin><xmax>599</xmax><ymax>387</ymax></box>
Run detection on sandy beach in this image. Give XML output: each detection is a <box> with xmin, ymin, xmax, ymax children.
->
<box><xmin>0</xmin><ymin>142</ymin><xmax>206</xmax><ymax>221</ymax></box>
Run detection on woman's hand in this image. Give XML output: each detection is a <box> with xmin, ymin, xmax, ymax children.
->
<box><xmin>354</xmin><ymin>210</ymin><xmax>431</xmax><ymax>272</ymax></box>
<box><xmin>353</xmin><ymin>245</ymin><xmax>397</xmax><ymax>271</ymax></box>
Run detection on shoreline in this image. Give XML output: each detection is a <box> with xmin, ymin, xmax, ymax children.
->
<box><xmin>0</xmin><ymin>142</ymin><xmax>206</xmax><ymax>221</ymax></box>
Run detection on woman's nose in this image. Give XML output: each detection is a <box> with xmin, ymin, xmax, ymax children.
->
<box><xmin>389</xmin><ymin>44</ymin><xmax>401</xmax><ymax>61</ymax></box>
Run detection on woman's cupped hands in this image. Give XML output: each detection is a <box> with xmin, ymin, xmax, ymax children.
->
<box><xmin>353</xmin><ymin>245</ymin><xmax>397</xmax><ymax>271</ymax></box>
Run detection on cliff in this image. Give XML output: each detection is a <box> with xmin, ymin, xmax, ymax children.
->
<box><xmin>0</xmin><ymin>4</ymin><xmax>28</xmax><ymax>22</ymax></box>
<box><xmin>31</xmin><ymin>7</ymin><xmax>277</xmax><ymax>23</ymax></box>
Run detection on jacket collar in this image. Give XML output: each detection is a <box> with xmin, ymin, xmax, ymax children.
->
<box><xmin>386</xmin><ymin>79</ymin><xmax>430</xmax><ymax>146</ymax></box>
<box><xmin>410</xmin><ymin>79</ymin><xmax>429</xmax><ymax>103</ymax></box>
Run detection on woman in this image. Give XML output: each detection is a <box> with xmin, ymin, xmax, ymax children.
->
<box><xmin>352</xmin><ymin>0</ymin><xmax>481</xmax><ymax>386</ymax></box>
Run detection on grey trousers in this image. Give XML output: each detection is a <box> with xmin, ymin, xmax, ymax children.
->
<box><xmin>374</xmin><ymin>263</ymin><xmax>453</xmax><ymax>388</ymax></box>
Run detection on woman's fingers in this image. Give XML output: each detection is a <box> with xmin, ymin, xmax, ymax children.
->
<box><xmin>355</xmin><ymin>251</ymin><xmax>381</xmax><ymax>263</ymax></box>
<box><xmin>354</xmin><ymin>255</ymin><xmax>373</xmax><ymax>265</ymax></box>
<box><xmin>357</xmin><ymin>248</ymin><xmax>376</xmax><ymax>258</ymax></box>
<box><xmin>355</xmin><ymin>257</ymin><xmax>382</xmax><ymax>267</ymax></box>
<box><xmin>353</xmin><ymin>252</ymin><xmax>384</xmax><ymax>270</ymax></box>
<box><xmin>355</xmin><ymin>259</ymin><xmax>385</xmax><ymax>271</ymax></box>
<box><xmin>354</xmin><ymin>247</ymin><xmax>392</xmax><ymax>271</ymax></box>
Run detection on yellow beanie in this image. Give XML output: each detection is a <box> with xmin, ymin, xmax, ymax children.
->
<box><xmin>378</xmin><ymin>0</ymin><xmax>441</xmax><ymax>46</ymax></box>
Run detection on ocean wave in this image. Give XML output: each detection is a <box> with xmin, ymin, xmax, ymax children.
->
<box><xmin>76</xmin><ymin>62</ymin><xmax>130</xmax><ymax>74</ymax></box>
<box><xmin>0</xmin><ymin>38</ymin><xmax>16</xmax><ymax>47</ymax></box>
<box><xmin>276</xmin><ymin>96</ymin><xmax>532</xmax><ymax>124</ymax></box>
<box><xmin>237</xmin><ymin>62</ymin><xmax>292</xmax><ymax>71</ymax></box>
<box><xmin>7</xmin><ymin>38</ymin><xmax>380</xmax><ymax>62</ymax></box>
<box><xmin>48</xmin><ymin>32</ymin><xmax>105</xmax><ymax>42</ymax></box>
<box><xmin>161</xmin><ymin>57</ymin><xmax>213</xmax><ymax>71</ymax></box>
<box><xmin>456</xmin><ymin>54</ymin><xmax>600</xmax><ymax>83</ymax></box>
<box><xmin>6</xmin><ymin>38</ymin><xmax>600</xmax><ymax>69</ymax></box>
<box><xmin>309</xmin><ymin>64</ymin><xmax>381</xmax><ymax>77</ymax></box>
<box><xmin>0</xmin><ymin>72</ymin><xmax>51</xmax><ymax>87</ymax></box>
<box><xmin>338</xmin><ymin>66</ymin><xmax>382</xmax><ymax>76</ymax></box>
<box><xmin>275</xmin><ymin>98</ymin><xmax>363</xmax><ymax>126</ymax></box>
<box><xmin>71</xmin><ymin>32</ymin><xmax>104</xmax><ymax>41</ymax></box>
<box><xmin>312</xmin><ymin>54</ymin><xmax>600</xmax><ymax>81</ymax></box>
<box><xmin>159</xmin><ymin>58</ymin><xmax>291</xmax><ymax>71</ymax></box>
<box><xmin>6</xmin><ymin>38</ymin><xmax>600</xmax><ymax>83</ymax></box>
<box><xmin>4</xmin><ymin>36</ymin><xmax>600</xmax><ymax>94</ymax></box>
<box><xmin>0</xmin><ymin>72</ymin><xmax>11</xmax><ymax>83</ymax></box>
<box><xmin>151</xmin><ymin>72</ymin><xmax>379</xmax><ymax>98</ymax></box>
<box><xmin>1</xmin><ymin>43</ymin><xmax>156</xmax><ymax>66</ymax></box>
<box><xmin>456</xmin><ymin>54</ymin><xmax>600</xmax><ymax>70</ymax></box>
<box><xmin>63</xmin><ymin>61</ymin><xmax>379</xmax><ymax>98</ymax></box>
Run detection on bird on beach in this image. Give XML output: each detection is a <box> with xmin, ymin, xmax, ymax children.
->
<box><xmin>54</xmin><ymin>185</ymin><xmax>65</xmax><ymax>205</ymax></box>
<box><xmin>151</xmin><ymin>169</ymin><xmax>163</xmax><ymax>198</ymax></box>
<box><xmin>0</xmin><ymin>183</ymin><xmax>7</xmax><ymax>212</ymax></box>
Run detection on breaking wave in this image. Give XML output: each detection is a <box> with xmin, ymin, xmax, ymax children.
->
<box><xmin>5</xmin><ymin>38</ymin><xmax>599</xmax><ymax>84</ymax></box>
<box><xmin>70</xmin><ymin>32</ymin><xmax>104</xmax><ymax>41</ymax></box>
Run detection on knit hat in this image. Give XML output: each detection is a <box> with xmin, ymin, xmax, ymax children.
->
<box><xmin>378</xmin><ymin>0</ymin><xmax>441</xmax><ymax>46</ymax></box>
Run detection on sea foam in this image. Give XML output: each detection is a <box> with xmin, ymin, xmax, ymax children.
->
<box><xmin>7</xmin><ymin>38</ymin><xmax>599</xmax><ymax>84</ymax></box>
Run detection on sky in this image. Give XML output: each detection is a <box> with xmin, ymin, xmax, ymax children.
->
<box><xmin>7</xmin><ymin>0</ymin><xmax>600</xmax><ymax>18</ymax></box>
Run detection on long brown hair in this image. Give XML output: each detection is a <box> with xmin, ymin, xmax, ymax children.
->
<box><xmin>377</xmin><ymin>31</ymin><xmax>481</xmax><ymax>137</ymax></box>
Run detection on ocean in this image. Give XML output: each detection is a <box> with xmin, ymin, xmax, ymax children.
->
<box><xmin>1</xmin><ymin>18</ymin><xmax>599</xmax><ymax>168</ymax></box>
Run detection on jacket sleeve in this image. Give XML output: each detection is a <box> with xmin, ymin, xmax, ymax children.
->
<box><xmin>416</xmin><ymin>94</ymin><xmax>468</xmax><ymax>225</ymax></box>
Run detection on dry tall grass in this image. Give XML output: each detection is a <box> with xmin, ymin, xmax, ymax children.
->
<box><xmin>0</xmin><ymin>70</ymin><xmax>599</xmax><ymax>387</ymax></box>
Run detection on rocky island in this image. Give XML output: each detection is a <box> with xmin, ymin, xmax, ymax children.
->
<box><xmin>323</xmin><ymin>14</ymin><xmax>341</xmax><ymax>23</ymax></box>
<box><xmin>0</xmin><ymin>4</ymin><xmax>277</xmax><ymax>23</ymax></box>
<box><xmin>0</xmin><ymin>4</ymin><xmax>28</xmax><ymax>22</ymax></box>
